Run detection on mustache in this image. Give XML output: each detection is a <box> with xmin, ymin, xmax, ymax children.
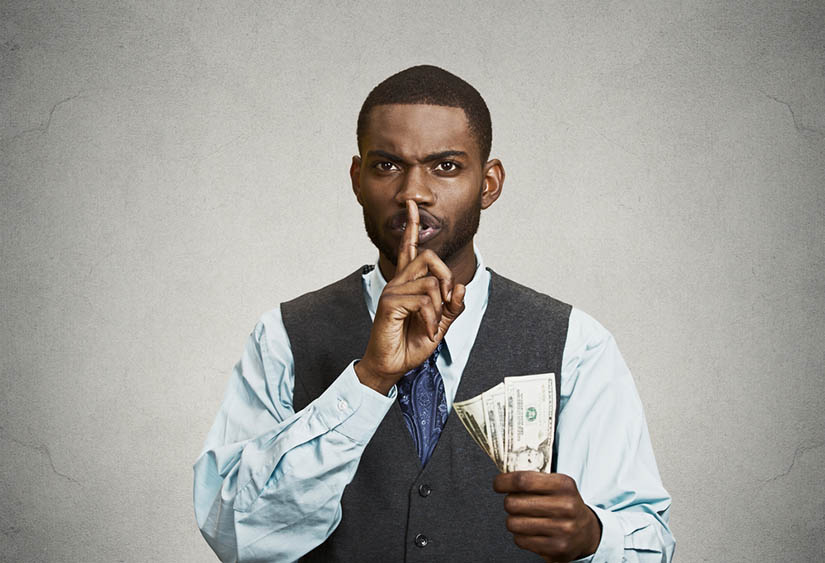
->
<box><xmin>387</xmin><ymin>207</ymin><xmax>444</xmax><ymax>230</ymax></box>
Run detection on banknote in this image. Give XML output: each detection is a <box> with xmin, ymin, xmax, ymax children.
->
<box><xmin>504</xmin><ymin>373</ymin><xmax>555</xmax><ymax>473</ymax></box>
<box><xmin>481</xmin><ymin>382</ymin><xmax>506</xmax><ymax>470</ymax></box>
<box><xmin>454</xmin><ymin>373</ymin><xmax>556</xmax><ymax>473</ymax></box>
<box><xmin>453</xmin><ymin>393</ymin><xmax>496</xmax><ymax>464</ymax></box>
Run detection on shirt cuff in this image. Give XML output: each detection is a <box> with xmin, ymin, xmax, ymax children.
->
<box><xmin>569</xmin><ymin>504</ymin><xmax>624</xmax><ymax>563</ymax></box>
<box><xmin>314</xmin><ymin>360</ymin><xmax>397</xmax><ymax>444</ymax></box>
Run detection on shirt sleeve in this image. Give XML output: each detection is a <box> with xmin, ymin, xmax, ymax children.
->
<box><xmin>192</xmin><ymin>308</ymin><xmax>396</xmax><ymax>562</ymax></box>
<box><xmin>559</xmin><ymin>308</ymin><xmax>676</xmax><ymax>563</ymax></box>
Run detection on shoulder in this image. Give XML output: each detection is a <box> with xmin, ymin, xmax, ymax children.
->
<box><xmin>567</xmin><ymin>307</ymin><xmax>614</xmax><ymax>352</ymax></box>
<box><xmin>487</xmin><ymin>269</ymin><xmax>572</xmax><ymax>318</ymax></box>
<box><xmin>249</xmin><ymin>267</ymin><xmax>367</xmax><ymax>351</ymax></box>
<box><xmin>280</xmin><ymin>267</ymin><xmax>367</xmax><ymax>318</ymax></box>
<box><xmin>560</xmin><ymin>307</ymin><xmax>633</xmax><ymax>399</ymax></box>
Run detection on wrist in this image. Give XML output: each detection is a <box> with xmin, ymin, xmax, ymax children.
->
<box><xmin>579</xmin><ymin>506</ymin><xmax>603</xmax><ymax>558</ymax></box>
<box><xmin>354</xmin><ymin>360</ymin><xmax>396</xmax><ymax>396</ymax></box>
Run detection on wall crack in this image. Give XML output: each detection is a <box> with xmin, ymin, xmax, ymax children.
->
<box><xmin>0</xmin><ymin>427</ymin><xmax>81</xmax><ymax>485</ymax></box>
<box><xmin>761</xmin><ymin>441</ymin><xmax>825</xmax><ymax>484</ymax></box>
<box><xmin>6</xmin><ymin>94</ymin><xmax>84</xmax><ymax>143</ymax></box>
<box><xmin>763</xmin><ymin>92</ymin><xmax>825</xmax><ymax>139</ymax></box>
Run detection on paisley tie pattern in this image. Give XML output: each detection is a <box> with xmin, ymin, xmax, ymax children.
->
<box><xmin>397</xmin><ymin>342</ymin><xmax>448</xmax><ymax>465</ymax></box>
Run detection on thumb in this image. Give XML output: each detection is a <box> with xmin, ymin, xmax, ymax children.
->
<box><xmin>439</xmin><ymin>283</ymin><xmax>466</xmax><ymax>332</ymax></box>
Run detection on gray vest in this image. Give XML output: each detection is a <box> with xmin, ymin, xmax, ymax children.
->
<box><xmin>281</xmin><ymin>267</ymin><xmax>571</xmax><ymax>562</ymax></box>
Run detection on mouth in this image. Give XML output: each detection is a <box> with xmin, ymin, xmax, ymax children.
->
<box><xmin>388</xmin><ymin>208</ymin><xmax>443</xmax><ymax>244</ymax></box>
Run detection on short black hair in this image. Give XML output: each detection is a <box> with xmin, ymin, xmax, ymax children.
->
<box><xmin>357</xmin><ymin>65</ymin><xmax>492</xmax><ymax>162</ymax></box>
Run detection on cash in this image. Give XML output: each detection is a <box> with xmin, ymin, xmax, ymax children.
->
<box><xmin>454</xmin><ymin>373</ymin><xmax>556</xmax><ymax>472</ymax></box>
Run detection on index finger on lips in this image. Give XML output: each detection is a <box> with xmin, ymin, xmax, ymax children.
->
<box><xmin>395</xmin><ymin>200</ymin><xmax>419</xmax><ymax>273</ymax></box>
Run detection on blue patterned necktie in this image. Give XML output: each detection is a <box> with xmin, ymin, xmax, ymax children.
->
<box><xmin>397</xmin><ymin>342</ymin><xmax>448</xmax><ymax>465</ymax></box>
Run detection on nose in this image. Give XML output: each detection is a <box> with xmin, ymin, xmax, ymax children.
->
<box><xmin>394</xmin><ymin>165</ymin><xmax>434</xmax><ymax>207</ymax></box>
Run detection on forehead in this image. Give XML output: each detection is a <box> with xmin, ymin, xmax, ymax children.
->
<box><xmin>361</xmin><ymin>104</ymin><xmax>476</xmax><ymax>159</ymax></box>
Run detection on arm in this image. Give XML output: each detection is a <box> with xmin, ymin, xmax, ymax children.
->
<box><xmin>194</xmin><ymin>201</ymin><xmax>466</xmax><ymax>561</ymax></box>
<box><xmin>495</xmin><ymin>309</ymin><xmax>675</xmax><ymax>562</ymax></box>
<box><xmin>192</xmin><ymin>311</ymin><xmax>396</xmax><ymax>562</ymax></box>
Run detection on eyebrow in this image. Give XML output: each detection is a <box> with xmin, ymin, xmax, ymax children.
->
<box><xmin>366</xmin><ymin>149</ymin><xmax>468</xmax><ymax>164</ymax></box>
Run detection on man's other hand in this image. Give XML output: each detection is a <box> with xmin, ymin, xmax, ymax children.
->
<box><xmin>493</xmin><ymin>472</ymin><xmax>602</xmax><ymax>562</ymax></box>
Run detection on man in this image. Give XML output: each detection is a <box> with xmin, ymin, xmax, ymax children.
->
<box><xmin>194</xmin><ymin>65</ymin><xmax>675</xmax><ymax>562</ymax></box>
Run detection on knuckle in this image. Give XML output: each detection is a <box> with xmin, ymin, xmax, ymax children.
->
<box><xmin>503</xmin><ymin>495</ymin><xmax>517</xmax><ymax>513</ymax></box>
<box><xmin>505</xmin><ymin>516</ymin><xmax>518</xmax><ymax>533</ymax></box>
<box><xmin>554</xmin><ymin>537</ymin><xmax>571</xmax><ymax>555</ymax></box>
<box><xmin>560</xmin><ymin>520</ymin><xmax>576</xmax><ymax>535</ymax></box>
<box><xmin>514</xmin><ymin>471</ymin><xmax>532</xmax><ymax>489</ymax></box>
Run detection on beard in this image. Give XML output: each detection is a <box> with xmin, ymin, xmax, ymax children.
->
<box><xmin>363</xmin><ymin>195</ymin><xmax>482</xmax><ymax>267</ymax></box>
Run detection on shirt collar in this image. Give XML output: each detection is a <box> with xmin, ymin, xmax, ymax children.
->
<box><xmin>362</xmin><ymin>244</ymin><xmax>490</xmax><ymax>366</ymax></box>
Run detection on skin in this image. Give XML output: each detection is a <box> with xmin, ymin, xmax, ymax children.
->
<box><xmin>349</xmin><ymin>103</ymin><xmax>601</xmax><ymax>561</ymax></box>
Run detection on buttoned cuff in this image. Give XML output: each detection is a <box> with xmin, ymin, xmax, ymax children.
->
<box><xmin>316</xmin><ymin>360</ymin><xmax>397</xmax><ymax>444</ymax></box>
<box><xmin>569</xmin><ymin>504</ymin><xmax>624</xmax><ymax>563</ymax></box>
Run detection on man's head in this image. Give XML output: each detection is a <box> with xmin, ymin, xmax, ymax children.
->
<box><xmin>351</xmin><ymin>66</ymin><xmax>504</xmax><ymax>280</ymax></box>
<box><xmin>357</xmin><ymin>65</ymin><xmax>493</xmax><ymax>163</ymax></box>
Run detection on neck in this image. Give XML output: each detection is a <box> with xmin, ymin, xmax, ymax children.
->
<box><xmin>378</xmin><ymin>242</ymin><xmax>477</xmax><ymax>287</ymax></box>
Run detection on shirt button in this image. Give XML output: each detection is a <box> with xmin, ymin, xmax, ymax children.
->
<box><xmin>337</xmin><ymin>398</ymin><xmax>348</xmax><ymax>412</ymax></box>
<box><xmin>414</xmin><ymin>533</ymin><xmax>428</xmax><ymax>548</ymax></box>
<box><xmin>418</xmin><ymin>483</ymin><xmax>431</xmax><ymax>497</ymax></box>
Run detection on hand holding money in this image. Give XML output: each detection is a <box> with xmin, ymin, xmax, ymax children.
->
<box><xmin>493</xmin><ymin>472</ymin><xmax>602</xmax><ymax>561</ymax></box>
<box><xmin>454</xmin><ymin>373</ymin><xmax>600</xmax><ymax>560</ymax></box>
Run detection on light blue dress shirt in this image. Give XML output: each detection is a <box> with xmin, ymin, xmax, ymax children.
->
<box><xmin>193</xmin><ymin>249</ymin><xmax>675</xmax><ymax>562</ymax></box>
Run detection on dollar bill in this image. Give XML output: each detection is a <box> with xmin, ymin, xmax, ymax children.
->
<box><xmin>481</xmin><ymin>382</ymin><xmax>506</xmax><ymax>471</ymax></box>
<box><xmin>504</xmin><ymin>373</ymin><xmax>555</xmax><ymax>473</ymax></box>
<box><xmin>454</xmin><ymin>373</ymin><xmax>556</xmax><ymax>473</ymax></box>
<box><xmin>453</xmin><ymin>394</ymin><xmax>496</xmax><ymax>464</ymax></box>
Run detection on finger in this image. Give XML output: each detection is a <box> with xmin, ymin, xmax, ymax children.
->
<box><xmin>416</xmin><ymin>304</ymin><xmax>439</xmax><ymax>342</ymax></box>
<box><xmin>506</xmin><ymin>516</ymin><xmax>558</xmax><ymax>537</ymax></box>
<box><xmin>437</xmin><ymin>282</ymin><xmax>465</xmax><ymax>337</ymax></box>
<box><xmin>494</xmin><ymin>472</ymin><xmax>574</xmax><ymax>495</ymax></box>
<box><xmin>502</xmin><ymin>494</ymin><xmax>578</xmax><ymax>518</ymax></box>
<box><xmin>384</xmin><ymin>277</ymin><xmax>443</xmax><ymax>323</ymax></box>
<box><xmin>395</xmin><ymin>200</ymin><xmax>419</xmax><ymax>273</ymax></box>
<box><xmin>379</xmin><ymin>294</ymin><xmax>439</xmax><ymax>341</ymax></box>
<box><xmin>394</xmin><ymin>249</ymin><xmax>454</xmax><ymax>301</ymax></box>
<box><xmin>443</xmin><ymin>283</ymin><xmax>465</xmax><ymax>319</ymax></box>
<box><xmin>511</xmin><ymin>534</ymin><xmax>566</xmax><ymax>559</ymax></box>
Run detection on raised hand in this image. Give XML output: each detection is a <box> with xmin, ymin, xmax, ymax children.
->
<box><xmin>355</xmin><ymin>200</ymin><xmax>466</xmax><ymax>395</ymax></box>
<box><xmin>493</xmin><ymin>472</ymin><xmax>602</xmax><ymax>562</ymax></box>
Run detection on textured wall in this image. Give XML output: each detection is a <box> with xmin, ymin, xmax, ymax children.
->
<box><xmin>1</xmin><ymin>1</ymin><xmax>823</xmax><ymax>561</ymax></box>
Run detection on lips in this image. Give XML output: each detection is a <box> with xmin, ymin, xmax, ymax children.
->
<box><xmin>388</xmin><ymin>208</ymin><xmax>443</xmax><ymax>243</ymax></box>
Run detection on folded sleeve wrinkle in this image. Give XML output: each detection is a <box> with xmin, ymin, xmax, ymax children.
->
<box><xmin>193</xmin><ymin>309</ymin><xmax>395</xmax><ymax>562</ymax></box>
<box><xmin>559</xmin><ymin>309</ymin><xmax>675</xmax><ymax>562</ymax></box>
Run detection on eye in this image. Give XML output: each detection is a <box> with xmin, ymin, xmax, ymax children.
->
<box><xmin>436</xmin><ymin>161</ymin><xmax>460</xmax><ymax>172</ymax></box>
<box><xmin>374</xmin><ymin>161</ymin><xmax>399</xmax><ymax>172</ymax></box>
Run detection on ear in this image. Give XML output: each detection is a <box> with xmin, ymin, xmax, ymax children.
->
<box><xmin>350</xmin><ymin>155</ymin><xmax>363</xmax><ymax>206</ymax></box>
<box><xmin>480</xmin><ymin>159</ymin><xmax>504</xmax><ymax>209</ymax></box>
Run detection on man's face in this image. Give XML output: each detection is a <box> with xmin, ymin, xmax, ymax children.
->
<box><xmin>351</xmin><ymin>104</ymin><xmax>491</xmax><ymax>267</ymax></box>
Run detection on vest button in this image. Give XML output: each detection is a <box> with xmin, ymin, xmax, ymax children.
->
<box><xmin>418</xmin><ymin>483</ymin><xmax>431</xmax><ymax>497</ymax></box>
<box><xmin>414</xmin><ymin>533</ymin><xmax>428</xmax><ymax>548</ymax></box>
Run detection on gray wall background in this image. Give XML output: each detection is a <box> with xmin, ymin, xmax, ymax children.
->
<box><xmin>1</xmin><ymin>1</ymin><xmax>823</xmax><ymax>561</ymax></box>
